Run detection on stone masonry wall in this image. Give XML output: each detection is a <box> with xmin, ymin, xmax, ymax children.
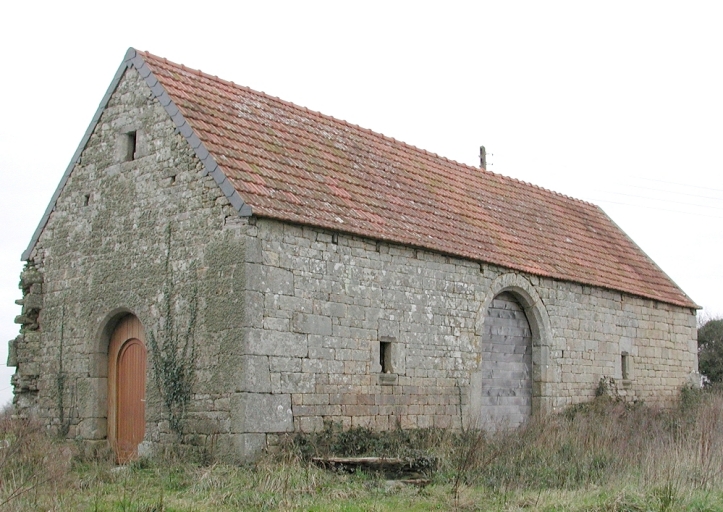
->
<box><xmin>12</xmin><ymin>67</ymin><xmax>247</xmax><ymax>455</ymax></box>
<box><xmin>241</xmin><ymin>218</ymin><xmax>698</xmax><ymax>438</ymax></box>
<box><xmin>8</xmin><ymin>265</ymin><xmax>44</xmax><ymax>412</ymax></box>
<box><xmin>10</xmin><ymin>65</ymin><xmax>698</xmax><ymax>462</ymax></box>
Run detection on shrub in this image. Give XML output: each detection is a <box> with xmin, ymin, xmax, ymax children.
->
<box><xmin>698</xmin><ymin>317</ymin><xmax>723</xmax><ymax>383</ymax></box>
<box><xmin>0</xmin><ymin>410</ymin><xmax>73</xmax><ymax>510</ymax></box>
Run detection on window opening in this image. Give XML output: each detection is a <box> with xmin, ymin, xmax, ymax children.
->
<box><xmin>380</xmin><ymin>340</ymin><xmax>392</xmax><ymax>373</ymax></box>
<box><xmin>621</xmin><ymin>352</ymin><xmax>630</xmax><ymax>380</ymax></box>
<box><xmin>124</xmin><ymin>131</ymin><xmax>137</xmax><ymax>162</ymax></box>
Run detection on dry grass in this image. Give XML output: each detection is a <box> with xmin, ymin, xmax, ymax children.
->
<box><xmin>0</xmin><ymin>406</ymin><xmax>75</xmax><ymax>511</ymax></box>
<box><xmin>1</xmin><ymin>388</ymin><xmax>723</xmax><ymax>510</ymax></box>
<box><xmin>451</xmin><ymin>390</ymin><xmax>723</xmax><ymax>500</ymax></box>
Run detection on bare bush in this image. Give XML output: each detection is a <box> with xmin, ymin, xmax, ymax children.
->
<box><xmin>0</xmin><ymin>409</ymin><xmax>74</xmax><ymax>510</ymax></box>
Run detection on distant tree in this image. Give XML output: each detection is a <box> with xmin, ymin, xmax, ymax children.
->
<box><xmin>698</xmin><ymin>318</ymin><xmax>723</xmax><ymax>384</ymax></box>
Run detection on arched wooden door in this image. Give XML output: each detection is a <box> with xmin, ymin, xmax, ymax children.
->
<box><xmin>108</xmin><ymin>315</ymin><xmax>147</xmax><ymax>463</ymax></box>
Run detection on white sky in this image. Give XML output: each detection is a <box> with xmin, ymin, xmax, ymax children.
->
<box><xmin>1</xmin><ymin>1</ymin><xmax>722</xmax><ymax>407</ymax></box>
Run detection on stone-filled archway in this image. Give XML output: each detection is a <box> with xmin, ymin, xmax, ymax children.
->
<box><xmin>478</xmin><ymin>291</ymin><xmax>532</xmax><ymax>428</ymax></box>
<box><xmin>469</xmin><ymin>272</ymin><xmax>554</xmax><ymax>429</ymax></box>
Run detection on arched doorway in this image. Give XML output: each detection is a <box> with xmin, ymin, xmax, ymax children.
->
<box><xmin>478</xmin><ymin>291</ymin><xmax>532</xmax><ymax>428</ymax></box>
<box><xmin>107</xmin><ymin>315</ymin><xmax>147</xmax><ymax>463</ymax></box>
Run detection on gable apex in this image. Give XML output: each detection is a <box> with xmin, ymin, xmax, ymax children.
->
<box><xmin>21</xmin><ymin>48</ymin><xmax>252</xmax><ymax>261</ymax></box>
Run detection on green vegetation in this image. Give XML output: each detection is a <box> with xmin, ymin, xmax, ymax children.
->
<box><xmin>147</xmin><ymin>224</ymin><xmax>198</xmax><ymax>438</ymax></box>
<box><xmin>3</xmin><ymin>387</ymin><xmax>723</xmax><ymax>511</ymax></box>
<box><xmin>699</xmin><ymin>317</ymin><xmax>723</xmax><ymax>384</ymax></box>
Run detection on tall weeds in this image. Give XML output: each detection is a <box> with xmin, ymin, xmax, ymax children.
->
<box><xmin>290</xmin><ymin>388</ymin><xmax>723</xmax><ymax>497</ymax></box>
<box><xmin>0</xmin><ymin>408</ymin><xmax>73</xmax><ymax>511</ymax></box>
<box><xmin>1</xmin><ymin>388</ymin><xmax>722</xmax><ymax>510</ymax></box>
<box><xmin>443</xmin><ymin>388</ymin><xmax>723</xmax><ymax>495</ymax></box>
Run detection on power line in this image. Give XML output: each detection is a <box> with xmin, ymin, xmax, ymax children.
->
<box><xmin>637</xmin><ymin>176</ymin><xmax>723</xmax><ymax>194</ymax></box>
<box><xmin>588</xmin><ymin>197</ymin><xmax>723</xmax><ymax>220</ymax></box>
<box><xmin>597</xmin><ymin>190</ymin><xmax>723</xmax><ymax>211</ymax></box>
<box><xmin>623</xmin><ymin>183</ymin><xmax>723</xmax><ymax>202</ymax></box>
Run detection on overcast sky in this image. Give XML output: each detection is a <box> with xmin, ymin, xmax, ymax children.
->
<box><xmin>1</xmin><ymin>1</ymin><xmax>722</xmax><ymax>407</ymax></box>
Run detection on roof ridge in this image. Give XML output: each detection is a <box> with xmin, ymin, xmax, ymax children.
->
<box><xmin>139</xmin><ymin>50</ymin><xmax>595</xmax><ymax>208</ymax></box>
<box><xmin>136</xmin><ymin>49</ymin><xmax>696</xmax><ymax>308</ymax></box>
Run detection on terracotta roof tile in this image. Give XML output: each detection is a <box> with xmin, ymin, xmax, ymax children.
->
<box><xmin>138</xmin><ymin>51</ymin><xmax>696</xmax><ymax>309</ymax></box>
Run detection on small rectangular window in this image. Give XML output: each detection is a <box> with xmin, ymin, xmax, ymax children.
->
<box><xmin>380</xmin><ymin>340</ymin><xmax>392</xmax><ymax>374</ymax></box>
<box><xmin>377</xmin><ymin>336</ymin><xmax>399</xmax><ymax>386</ymax></box>
<box><xmin>621</xmin><ymin>352</ymin><xmax>630</xmax><ymax>380</ymax></box>
<box><xmin>124</xmin><ymin>131</ymin><xmax>137</xmax><ymax>161</ymax></box>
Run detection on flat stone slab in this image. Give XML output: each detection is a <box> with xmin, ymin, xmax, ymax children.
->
<box><xmin>312</xmin><ymin>456</ymin><xmax>437</xmax><ymax>479</ymax></box>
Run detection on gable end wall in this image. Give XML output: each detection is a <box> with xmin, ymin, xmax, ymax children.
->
<box><xmin>12</xmin><ymin>67</ymin><xmax>249</xmax><ymax>455</ymax></box>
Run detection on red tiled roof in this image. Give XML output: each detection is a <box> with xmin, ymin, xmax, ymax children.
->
<box><xmin>139</xmin><ymin>51</ymin><xmax>696</xmax><ymax>309</ymax></box>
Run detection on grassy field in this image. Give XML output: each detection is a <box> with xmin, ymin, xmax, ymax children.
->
<box><xmin>2</xmin><ymin>386</ymin><xmax>723</xmax><ymax>511</ymax></box>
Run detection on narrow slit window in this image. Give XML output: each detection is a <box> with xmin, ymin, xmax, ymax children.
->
<box><xmin>124</xmin><ymin>131</ymin><xmax>137</xmax><ymax>161</ymax></box>
<box><xmin>82</xmin><ymin>194</ymin><xmax>90</xmax><ymax>207</ymax></box>
<box><xmin>380</xmin><ymin>340</ymin><xmax>392</xmax><ymax>374</ymax></box>
<box><xmin>621</xmin><ymin>352</ymin><xmax>630</xmax><ymax>380</ymax></box>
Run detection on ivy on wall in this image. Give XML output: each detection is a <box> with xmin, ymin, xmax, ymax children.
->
<box><xmin>147</xmin><ymin>224</ymin><xmax>197</xmax><ymax>439</ymax></box>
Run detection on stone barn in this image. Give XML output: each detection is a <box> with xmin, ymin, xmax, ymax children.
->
<box><xmin>9</xmin><ymin>48</ymin><xmax>699</xmax><ymax>462</ymax></box>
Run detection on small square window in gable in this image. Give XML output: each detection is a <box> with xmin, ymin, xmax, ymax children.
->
<box><xmin>119</xmin><ymin>130</ymin><xmax>138</xmax><ymax>162</ymax></box>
